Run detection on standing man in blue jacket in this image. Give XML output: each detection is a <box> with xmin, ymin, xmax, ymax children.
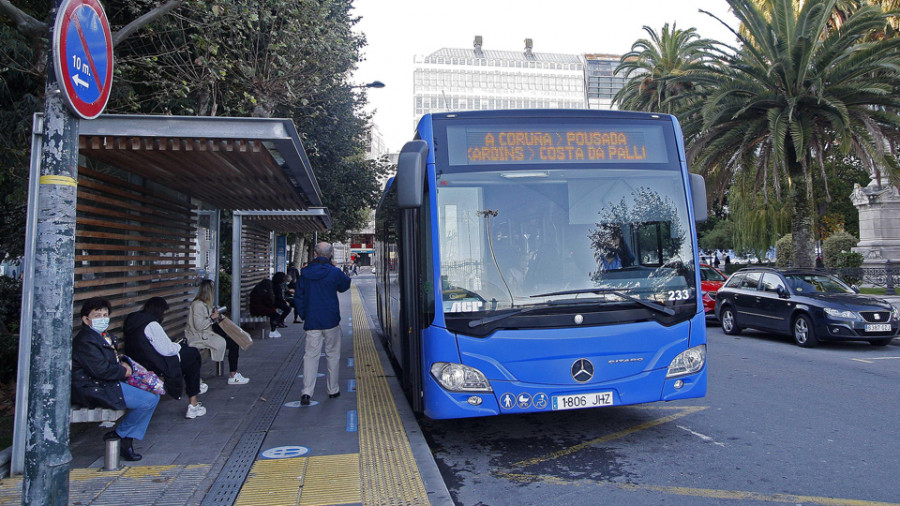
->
<box><xmin>296</xmin><ymin>242</ymin><xmax>352</xmax><ymax>405</ymax></box>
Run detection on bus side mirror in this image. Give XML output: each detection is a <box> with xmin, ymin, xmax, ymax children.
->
<box><xmin>397</xmin><ymin>140</ymin><xmax>429</xmax><ymax>209</ymax></box>
<box><xmin>690</xmin><ymin>173</ymin><xmax>708</xmax><ymax>222</ymax></box>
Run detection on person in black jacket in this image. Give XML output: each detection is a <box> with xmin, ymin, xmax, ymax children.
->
<box><xmin>249</xmin><ymin>278</ymin><xmax>287</xmax><ymax>337</ymax></box>
<box><xmin>272</xmin><ymin>271</ymin><xmax>293</xmax><ymax>326</ymax></box>
<box><xmin>124</xmin><ymin>297</ymin><xmax>207</xmax><ymax>419</ymax></box>
<box><xmin>72</xmin><ymin>297</ymin><xmax>159</xmax><ymax>461</ymax></box>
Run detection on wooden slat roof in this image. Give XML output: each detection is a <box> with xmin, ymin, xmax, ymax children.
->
<box><xmin>78</xmin><ymin>115</ymin><xmax>327</xmax><ymax>231</ymax></box>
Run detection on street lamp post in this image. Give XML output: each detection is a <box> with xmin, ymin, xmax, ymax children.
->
<box><xmin>359</xmin><ymin>80</ymin><xmax>385</xmax><ymax>89</ymax></box>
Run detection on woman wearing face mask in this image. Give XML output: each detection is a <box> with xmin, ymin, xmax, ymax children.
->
<box><xmin>124</xmin><ymin>297</ymin><xmax>207</xmax><ymax>419</ymax></box>
<box><xmin>71</xmin><ymin>297</ymin><xmax>160</xmax><ymax>461</ymax></box>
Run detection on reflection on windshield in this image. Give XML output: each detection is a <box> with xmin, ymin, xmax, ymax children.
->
<box><xmin>786</xmin><ymin>274</ymin><xmax>854</xmax><ymax>294</ymax></box>
<box><xmin>436</xmin><ymin>168</ymin><xmax>696</xmax><ymax>314</ymax></box>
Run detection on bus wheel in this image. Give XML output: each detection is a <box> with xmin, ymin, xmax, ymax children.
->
<box><xmin>721</xmin><ymin>306</ymin><xmax>741</xmax><ymax>335</ymax></box>
<box><xmin>792</xmin><ymin>314</ymin><xmax>819</xmax><ymax>348</ymax></box>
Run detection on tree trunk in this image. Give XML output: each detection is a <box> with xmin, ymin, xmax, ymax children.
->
<box><xmin>791</xmin><ymin>184</ymin><xmax>815</xmax><ymax>268</ymax></box>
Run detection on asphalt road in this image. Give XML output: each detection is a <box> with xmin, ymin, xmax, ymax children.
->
<box><xmin>354</xmin><ymin>274</ymin><xmax>900</xmax><ymax>506</ymax></box>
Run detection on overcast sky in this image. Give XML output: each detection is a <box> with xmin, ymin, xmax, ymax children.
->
<box><xmin>351</xmin><ymin>0</ymin><xmax>741</xmax><ymax>152</ymax></box>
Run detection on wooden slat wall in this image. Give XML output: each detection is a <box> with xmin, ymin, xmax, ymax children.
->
<box><xmin>74</xmin><ymin>166</ymin><xmax>198</xmax><ymax>339</ymax></box>
<box><xmin>240</xmin><ymin>224</ymin><xmax>272</xmax><ymax>314</ymax></box>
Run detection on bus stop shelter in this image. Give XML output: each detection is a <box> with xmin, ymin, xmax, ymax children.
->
<box><xmin>12</xmin><ymin>114</ymin><xmax>331</xmax><ymax>475</ymax></box>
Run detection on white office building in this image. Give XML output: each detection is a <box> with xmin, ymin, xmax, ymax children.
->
<box><xmin>412</xmin><ymin>37</ymin><xmax>630</xmax><ymax>126</ymax></box>
<box><xmin>413</xmin><ymin>36</ymin><xmax>588</xmax><ymax>122</ymax></box>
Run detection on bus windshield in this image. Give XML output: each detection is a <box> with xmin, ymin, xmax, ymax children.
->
<box><xmin>436</xmin><ymin>167</ymin><xmax>696</xmax><ymax>317</ymax></box>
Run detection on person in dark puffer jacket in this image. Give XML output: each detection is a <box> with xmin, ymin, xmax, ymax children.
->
<box><xmin>124</xmin><ymin>297</ymin><xmax>207</xmax><ymax>419</ymax></box>
<box><xmin>72</xmin><ymin>297</ymin><xmax>159</xmax><ymax>461</ymax></box>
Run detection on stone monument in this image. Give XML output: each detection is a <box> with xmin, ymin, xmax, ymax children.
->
<box><xmin>850</xmin><ymin>175</ymin><xmax>900</xmax><ymax>267</ymax></box>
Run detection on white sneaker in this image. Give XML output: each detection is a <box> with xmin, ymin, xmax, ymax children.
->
<box><xmin>199</xmin><ymin>381</ymin><xmax>209</xmax><ymax>395</ymax></box>
<box><xmin>185</xmin><ymin>402</ymin><xmax>207</xmax><ymax>419</ymax></box>
<box><xmin>228</xmin><ymin>373</ymin><xmax>250</xmax><ymax>385</ymax></box>
<box><xmin>269</xmin><ymin>329</ymin><xmax>282</xmax><ymax>338</ymax></box>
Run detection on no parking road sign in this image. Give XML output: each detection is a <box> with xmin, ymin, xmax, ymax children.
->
<box><xmin>52</xmin><ymin>0</ymin><xmax>113</xmax><ymax>119</ymax></box>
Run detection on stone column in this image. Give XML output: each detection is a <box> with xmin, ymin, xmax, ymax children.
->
<box><xmin>851</xmin><ymin>176</ymin><xmax>900</xmax><ymax>267</ymax></box>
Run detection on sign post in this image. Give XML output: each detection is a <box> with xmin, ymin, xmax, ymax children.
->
<box><xmin>19</xmin><ymin>0</ymin><xmax>112</xmax><ymax>502</ymax></box>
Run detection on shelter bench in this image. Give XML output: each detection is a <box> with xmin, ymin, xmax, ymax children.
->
<box><xmin>194</xmin><ymin>347</ymin><xmax>224</xmax><ymax>376</ymax></box>
<box><xmin>70</xmin><ymin>407</ymin><xmax>124</xmax><ymax>470</ymax></box>
<box><xmin>240</xmin><ymin>315</ymin><xmax>270</xmax><ymax>339</ymax></box>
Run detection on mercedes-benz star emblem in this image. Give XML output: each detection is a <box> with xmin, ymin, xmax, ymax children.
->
<box><xmin>571</xmin><ymin>359</ymin><xmax>594</xmax><ymax>383</ymax></box>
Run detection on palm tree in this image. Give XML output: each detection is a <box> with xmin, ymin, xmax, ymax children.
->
<box><xmin>613</xmin><ymin>23</ymin><xmax>717</xmax><ymax>115</ymax></box>
<box><xmin>685</xmin><ymin>0</ymin><xmax>900</xmax><ymax>268</ymax></box>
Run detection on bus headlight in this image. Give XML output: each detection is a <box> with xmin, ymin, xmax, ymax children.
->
<box><xmin>666</xmin><ymin>345</ymin><xmax>706</xmax><ymax>379</ymax></box>
<box><xmin>430</xmin><ymin>362</ymin><xmax>492</xmax><ymax>392</ymax></box>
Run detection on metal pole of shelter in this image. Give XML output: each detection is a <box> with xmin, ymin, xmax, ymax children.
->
<box><xmin>11</xmin><ymin>114</ymin><xmax>45</xmax><ymax>476</ymax></box>
<box><xmin>232</xmin><ymin>213</ymin><xmax>242</xmax><ymax>326</ymax></box>
<box><xmin>24</xmin><ymin>4</ymin><xmax>80</xmax><ymax>499</ymax></box>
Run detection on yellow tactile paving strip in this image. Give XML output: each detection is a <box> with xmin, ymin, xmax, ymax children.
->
<box><xmin>352</xmin><ymin>285</ymin><xmax>429</xmax><ymax>505</ymax></box>
<box><xmin>0</xmin><ymin>464</ymin><xmax>210</xmax><ymax>504</ymax></box>
<box><xmin>234</xmin><ymin>457</ymin><xmax>307</xmax><ymax>506</ymax></box>
<box><xmin>299</xmin><ymin>454</ymin><xmax>362</xmax><ymax>506</ymax></box>
<box><xmin>234</xmin><ymin>454</ymin><xmax>363</xmax><ymax>506</ymax></box>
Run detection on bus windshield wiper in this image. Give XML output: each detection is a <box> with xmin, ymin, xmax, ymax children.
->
<box><xmin>468</xmin><ymin>306</ymin><xmax>543</xmax><ymax>327</ymax></box>
<box><xmin>529</xmin><ymin>288</ymin><xmax>675</xmax><ymax>316</ymax></box>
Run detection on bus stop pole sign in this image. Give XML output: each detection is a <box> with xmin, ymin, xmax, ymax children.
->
<box><xmin>52</xmin><ymin>0</ymin><xmax>113</xmax><ymax>119</ymax></box>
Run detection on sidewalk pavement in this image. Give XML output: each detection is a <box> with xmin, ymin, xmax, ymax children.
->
<box><xmin>0</xmin><ymin>282</ymin><xmax>452</xmax><ymax>505</ymax></box>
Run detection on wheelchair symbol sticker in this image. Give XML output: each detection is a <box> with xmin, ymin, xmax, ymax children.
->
<box><xmin>260</xmin><ymin>446</ymin><xmax>309</xmax><ymax>459</ymax></box>
<box><xmin>533</xmin><ymin>393</ymin><xmax>549</xmax><ymax>410</ymax></box>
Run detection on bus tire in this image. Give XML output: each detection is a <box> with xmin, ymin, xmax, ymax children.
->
<box><xmin>721</xmin><ymin>306</ymin><xmax>741</xmax><ymax>335</ymax></box>
<box><xmin>792</xmin><ymin>314</ymin><xmax>819</xmax><ymax>348</ymax></box>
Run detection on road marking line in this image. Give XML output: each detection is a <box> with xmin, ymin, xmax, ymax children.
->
<box><xmin>507</xmin><ymin>405</ymin><xmax>708</xmax><ymax>469</ymax></box>
<box><xmin>676</xmin><ymin>425</ymin><xmax>727</xmax><ymax>447</ymax></box>
<box><xmin>852</xmin><ymin>357</ymin><xmax>900</xmax><ymax>363</ymax></box>
<box><xmin>506</xmin><ymin>473</ymin><xmax>900</xmax><ymax>506</ymax></box>
<box><xmin>500</xmin><ymin>473</ymin><xmax>899</xmax><ymax>506</ymax></box>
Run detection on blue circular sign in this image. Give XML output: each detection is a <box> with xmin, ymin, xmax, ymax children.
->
<box><xmin>53</xmin><ymin>0</ymin><xmax>113</xmax><ymax>119</ymax></box>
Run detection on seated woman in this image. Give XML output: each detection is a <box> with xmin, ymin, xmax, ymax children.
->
<box><xmin>249</xmin><ymin>278</ymin><xmax>287</xmax><ymax>337</ymax></box>
<box><xmin>124</xmin><ymin>297</ymin><xmax>207</xmax><ymax>419</ymax></box>
<box><xmin>72</xmin><ymin>297</ymin><xmax>159</xmax><ymax>461</ymax></box>
<box><xmin>186</xmin><ymin>279</ymin><xmax>249</xmax><ymax>385</ymax></box>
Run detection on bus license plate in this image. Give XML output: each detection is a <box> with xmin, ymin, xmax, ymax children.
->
<box><xmin>865</xmin><ymin>323</ymin><xmax>891</xmax><ymax>332</ymax></box>
<box><xmin>552</xmin><ymin>391</ymin><xmax>614</xmax><ymax>411</ymax></box>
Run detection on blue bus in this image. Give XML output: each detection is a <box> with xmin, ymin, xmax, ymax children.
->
<box><xmin>375</xmin><ymin>110</ymin><xmax>708</xmax><ymax>419</ymax></box>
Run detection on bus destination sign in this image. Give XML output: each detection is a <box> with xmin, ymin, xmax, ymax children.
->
<box><xmin>447</xmin><ymin>125</ymin><xmax>669</xmax><ymax>166</ymax></box>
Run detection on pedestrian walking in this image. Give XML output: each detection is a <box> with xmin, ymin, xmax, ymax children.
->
<box><xmin>296</xmin><ymin>242</ymin><xmax>351</xmax><ymax>405</ymax></box>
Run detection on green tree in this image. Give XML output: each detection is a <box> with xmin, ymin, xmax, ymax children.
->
<box><xmin>113</xmin><ymin>0</ymin><xmax>380</xmax><ymax>239</ymax></box>
<box><xmin>613</xmin><ymin>23</ymin><xmax>717</xmax><ymax>115</ymax></box>
<box><xmin>686</xmin><ymin>0</ymin><xmax>900</xmax><ymax>268</ymax></box>
<box><xmin>0</xmin><ymin>0</ymin><xmax>185</xmax><ymax>259</ymax></box>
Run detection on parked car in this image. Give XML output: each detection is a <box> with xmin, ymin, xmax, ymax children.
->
<box><xmin>700</xmin><ymin>263</ymin><xmax>728</xmax><ymax>319</ymax></box>
<box><xmin>715</xmin><ymin>267</ymin><xmax>899</xmax><ymax>347</ymax></box>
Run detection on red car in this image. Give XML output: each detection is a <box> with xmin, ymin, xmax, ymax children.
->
<box><xmin>700</xmin><ymin>264</ymin><xmax>728</xmax><ymax>318</ymax></box>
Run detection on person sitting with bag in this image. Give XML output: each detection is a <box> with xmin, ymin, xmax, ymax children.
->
<box><xmin>124</xmin><ymin>297</ymin><xmax>208</xmax><ymax>419</ymax></box>
<box><xmin>186</xmin><ymin>280</ymin><xmax>249</xmax><ymax>385</ymax></box>
<box><xmin>72</xmin><ymin>297</ymin><xmax>160</xmax><ymax>462</ymax></box>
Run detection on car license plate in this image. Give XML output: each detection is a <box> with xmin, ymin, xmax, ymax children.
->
<box><xmin>552</xmin><ymin>391</ymin><xmax>614</xmax><ymax>411</ymax></box>
<box><xmin>865</xmin><ymin>323</ymin><xmax>891</xmax><ymax>332</ymax></box>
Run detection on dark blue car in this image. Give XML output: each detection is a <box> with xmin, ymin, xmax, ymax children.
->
<box><xmin>715</xmin><ymin>267</ymin><xmax>898</xmax><ymax>347</ymax></box>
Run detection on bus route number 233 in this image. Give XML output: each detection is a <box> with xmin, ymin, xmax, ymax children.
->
<box><xmin>668</xmin><ymin>289</ymin><xmax>690</xmax><ymax>301</ymax></box>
